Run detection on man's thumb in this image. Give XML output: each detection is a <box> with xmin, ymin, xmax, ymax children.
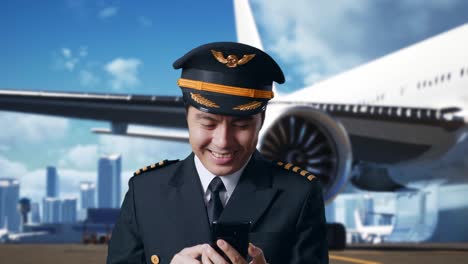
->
<box><xmin>248</xmin><ymin>243</ymin><xmax>267</xmax><ymax>264</ymax></box>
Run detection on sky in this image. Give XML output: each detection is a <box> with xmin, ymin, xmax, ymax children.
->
<box><xmin>1</xmin><ymin>0</ymin><xmax>468</xmax><ymax>205</ymax></box>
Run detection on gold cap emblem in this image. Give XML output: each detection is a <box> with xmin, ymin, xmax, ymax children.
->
<box><xmin>211</xmin><ymin>49</ymin><xmax>255</xmax><ymax>68</ymax></box>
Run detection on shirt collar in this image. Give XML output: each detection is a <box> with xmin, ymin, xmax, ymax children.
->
<box><xmin>194</xmin><ymin>154</ymin><xmax>250</xmax><ymax>198</ymax></box>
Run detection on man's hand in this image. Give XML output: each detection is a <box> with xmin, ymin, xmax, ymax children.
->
<box><xmin>170</xmin><ymin>244</ymin><xmax>205</xmax><ymax>264</ymax></box>
<box><xmin>201</xmin><ymin>240</ymin><xmax>267</xmax><ymax>264</ymax></box>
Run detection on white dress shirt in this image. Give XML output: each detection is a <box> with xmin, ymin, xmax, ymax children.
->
<box><xmin>194</xmin><ymin>155</ymin><xmax>250</xmax><ymax>207</ymax></box>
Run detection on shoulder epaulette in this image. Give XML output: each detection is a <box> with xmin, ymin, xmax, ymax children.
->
<box><xmin>133</xmin><ymin>159</ymin><xmax>179</xmax><ymax>176</ymax></box>
<box><xmin>276</xmin><ymin>161</ymin><xmax>316</xmax><ymax>181</ymax></box>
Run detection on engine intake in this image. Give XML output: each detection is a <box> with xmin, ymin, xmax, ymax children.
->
<box><xmin>259</xmin><ymin>106</ymin><xmax>352</xmax><ymax>203</ymax></box>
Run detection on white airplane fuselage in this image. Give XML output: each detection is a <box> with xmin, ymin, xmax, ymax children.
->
<box><xmin>281</xmin><ymin>23</ymin><xmax>468</xmax><ymax>116</ymax></box>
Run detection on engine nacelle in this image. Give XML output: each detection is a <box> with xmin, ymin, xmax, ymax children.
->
<box><xmin>259</xmin><ymin>106</ymin><xmax>353</xmax><ymax>203</ymax></box>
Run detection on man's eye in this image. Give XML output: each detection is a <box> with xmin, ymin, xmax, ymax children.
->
<box><xmin>201</xmin><ymin>123</ymin><xmax>215</xmax><ymax>128</ymax></box>
<box><xmin>234</xmin><ymin>123</ymin><xmax>249</xmax><ymax>128</ymax></box>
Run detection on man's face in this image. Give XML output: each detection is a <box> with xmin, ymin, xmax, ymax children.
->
<box><xmin>187</xmin><ymin>106</ymin><xmax>263</xmax><ymax>176</ymax></box>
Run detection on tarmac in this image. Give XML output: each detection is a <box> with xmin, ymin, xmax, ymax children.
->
<box><xmin>0</xmin><ymin>243</ymin><xmax>467</xmax><ymax>264</ymax></box>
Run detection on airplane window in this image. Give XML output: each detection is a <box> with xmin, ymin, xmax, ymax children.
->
<box><xmin>447</xmin><ymin>73</ymin><xmax>451</xmax><ymax>80</ymax></box>
<box><xmin>434</xmin><ymin>77</ymin><xmax>438</xmax><ymax>84</ymax></box>
<box><xmin>441</xmin><ymin>75</ymin><xmax>445</xmax><ymax>82</ymax></box>
<box><xmin>461</xmin><ymin>68</ymin><xmax>465</xmax><ymax>76</ymax></box>
<box><xmin>422</xmin><ymin>80</ymin><xmax>426</xmax><ymax>87</ymax></box>
<box><xmin>428</xmin><ymin>81</ymin><xmax>432</xmax><ymax>87</ymax></box>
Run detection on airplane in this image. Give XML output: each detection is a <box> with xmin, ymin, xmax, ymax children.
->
<box><xmin>351</xmin><ymin>209</ymin><xmax>394</xmax><ymax>244</ymax></box>
<box><xmin>1</xmin><ymin>0</ymin><xmax>467</xmax><ymax>247</ymax></box>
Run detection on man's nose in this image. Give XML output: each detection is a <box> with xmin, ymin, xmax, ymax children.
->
<box><xmin>213</xmin><ymin>124</ymin><xmax>233</xmax><ymax>148</ymax></box>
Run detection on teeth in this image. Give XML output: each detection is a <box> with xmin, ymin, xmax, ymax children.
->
<box><xmin>211</xmin><ymin>151</ymin><xmax>233</xmax><ymax>158</ymax></box>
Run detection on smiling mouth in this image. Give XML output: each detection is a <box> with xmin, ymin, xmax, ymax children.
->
<box><xmin>209</xmin><ymin>150</ymin><xmax>235</xmax><ymax>159</ymax></box>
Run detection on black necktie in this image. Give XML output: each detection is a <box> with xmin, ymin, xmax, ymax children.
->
<box><xmin>207</xmin><ymin>177</ymin><xmax>226</xmax><ymax>224</ymax></box>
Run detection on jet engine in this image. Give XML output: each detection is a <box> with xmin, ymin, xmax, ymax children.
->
<box><xmin>259</xmin><ymin>106</ymin><xmax>353</xmax><ymax>203</ymax></box>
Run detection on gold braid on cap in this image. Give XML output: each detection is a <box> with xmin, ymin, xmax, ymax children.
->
<box><xmin>233</xmin><ymin>101</ymin><xmax>262</xmax><ymax>111</ymax></box>
<box><xmin>190</xmin><ymin>92</ymin><xmax>220</xmax><ymax>108</ymax></box>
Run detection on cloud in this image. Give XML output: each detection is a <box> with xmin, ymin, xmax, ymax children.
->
<box><xmin>99</xmin><ymin>6</ymin><xmax>118</xmax><ymax>19</ymax></box>
<box><xmin>138</xmin><ymin>16</ymin><xmax>153</xmax><ymax>27</ymax></box>
<box><xmin>79</xmin><ymin>46</ymin><xmax>88</xmax><ymax>57</ymax></box>
<box><xmin>105</xmin><ymin>58</ymin><xmax>142</xmax><ymax>90</ymax></box>
<box><xmin>0</xmin><ymin>145</ymin><xmax>10</xmax><ymax>153</ymax></box>
<box><xmin>98</xmin><ymin>132</ymin><xmax>191</xmax><ymax>169</ymax></box>
<box><xmin>252</xmin><ymin>0</ymin><xmax>466</xmax><ymax>87</ymax></box>
<box><xmin>58</xmin><ymin>144</ymin><xmax>99</xmax><ymax>170</ymax></box>
<box><xmin>0</xmin><ymin>112</ymin><xmax>69</xmax><ymax>144</ymax></box>
<box><xmin>62</xmin><ymin>48</ymin><xmax>72</xmax><ymax>58</ymax></box>
<box><xmin>79</xmin><ymin>69</ymin><xmax>100</xmax><ymax>87</ymax></box>
<box><xmin>0</xmin><ymin>156</ymin><xmax>28</xmax><ymax>179</ymax></box>
<box><xmin>54</xmin><ymin>47</ymin><xmax>81</xmax><ymax>72</ymax></box>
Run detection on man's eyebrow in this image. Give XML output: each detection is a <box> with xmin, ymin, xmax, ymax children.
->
<box><xmin>232</xmin><ymin>116</ymin><xmax>254</xmax><ymax>122</ymax></box>
<box><xmin>195</xmin><ymin>113</ymin><xmax>219</xmax><ymax>121</ymax></box>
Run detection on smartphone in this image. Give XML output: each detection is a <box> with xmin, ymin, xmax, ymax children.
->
<box><xmin>211</xmin><ymin>221</ymin><xmax>251</xmax><ymax>263</ymax></box>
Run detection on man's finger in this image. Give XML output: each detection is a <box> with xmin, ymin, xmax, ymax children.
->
<box><xmin>217</xmin><ymin>239</ymin><xmax>244</xmax><ymax>264</ymax></box>
<box><xmin>170</xmin><ymin>244</ymin><xmax>205</xmax><ymax>264</ymax></box>
<box><xmin>248</xmin><ymin>243</ymin><xmax>267</xmax><ymax>264</ymax></box>
<box><xmin>201</xmin><ymin>246</ymin><xmax>214</xmax><ymax>264</ymax></box>
<box><xmin>180</xmin><ymin>244</ymin><xmax>205</xmax><ymax>258</ymax></box>
<box><xmin>204</xmin><ymin>243</ymin><xmax>229</xmax><ymax>264</ymax></box>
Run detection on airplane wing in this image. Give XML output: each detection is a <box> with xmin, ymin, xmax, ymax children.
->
<box><xmin>0</xmin><ymin>89</ymin><xmax>188</xmax><ymax>141</ymax></box>
<box><xmin>270</xmin><ymin>100</ymin><xmax>466</xmax><ymax>164</ymax></box>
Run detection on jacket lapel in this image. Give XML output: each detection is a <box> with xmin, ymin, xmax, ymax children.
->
<box><xmin>166</xmin><ymin>153</ymin><xmax>211</xmax><ymax>245</ymax></box>
<box><xmin>219</xmin><ymin>152</ymin><xmax>278</xmax><ymax>229</ymax></box>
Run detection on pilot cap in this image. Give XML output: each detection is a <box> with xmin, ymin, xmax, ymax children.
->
<box><xmin>173</xmin><ymin>42</ymin><xmax>284</xmax><ymax>116</ymax></box>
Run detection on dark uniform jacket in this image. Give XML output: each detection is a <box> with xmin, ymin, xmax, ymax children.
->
<box><xmin>107</xmin><ymin>151</ymin><xmax>328</xmax><ymax>264</ymax></box>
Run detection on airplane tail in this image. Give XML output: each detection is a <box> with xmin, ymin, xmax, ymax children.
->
<box><xmin>233</xmin><ymin>0</ymin><xmax>281</xmax><ymax>97</ymax></box>
<box><xmin>233</xmin><ymin>0</ymin><xmax>263</xmax><ymax>50</ymax></box>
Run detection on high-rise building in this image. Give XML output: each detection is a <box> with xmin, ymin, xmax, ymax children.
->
<box><xmin>31</xmin><ymin>202</ymin><xmax>41</xmax><ymax>223</ymax></box>
<box><xmin>0</xmin><ymin>178</ymin><xmax>20</xmax><ymax>231</ymax></box>
<box><xmin>61</xmin><ymin>198</ymin><xmax>77</xmax><ymax>223</ymax></box>
<box><xmin>46</xmin><ymin>166</ymin><xmax>59</xmax><ymax>198</ymax></box>
<box><xmin>43</xmin><ymin>197</ymin><xmax>61</xmax><ymax>223</ymax></box>
<box><xmin>98</xmin><ymin>154</ymin><xmax>121</xmax><ymax>208</ymax></box>
<box><xmin>80</xmin><ymin>181</ymin><xmax>96</xmax><ymax>209</ymax></box>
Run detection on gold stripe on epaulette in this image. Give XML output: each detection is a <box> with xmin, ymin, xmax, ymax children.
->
<box><xmin>133</xmin><ymin>159</ymin><xmax>178</xmax><ymax>176</ymax></box>
<box><xmin>300</xmin><ymin>170</ymin><xmax>308</xmax><ymax>176</ymax></box>
<box><xmin>277</xmin><ymin>161</ymin><xmax>284</xmax><ymax>166</ymax></box>
<box><xmin>292</xmin><ymin>166</ymin><xmax>301</xmax><ymax>173</ymax></box>
<box><xmin>284</xmin><ymin>163</ymin><xmax>293</xmax><ymax>170</ymax></box>
<box><xmin>307</xmin><ymin>174</ymin><xmax>316</xmax><ymax>181</ymax></box>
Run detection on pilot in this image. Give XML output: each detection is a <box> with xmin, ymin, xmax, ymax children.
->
<box><xmin>107</xmin><ymin>42</ymin><xmax>328</xmax><ymax>264</ymax></box>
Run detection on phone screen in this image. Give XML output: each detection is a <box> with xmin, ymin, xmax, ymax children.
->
<box><xmin>211</xmin><ymin>221</ymin><xmax>251</xmax><ymax>263</ymax></box>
